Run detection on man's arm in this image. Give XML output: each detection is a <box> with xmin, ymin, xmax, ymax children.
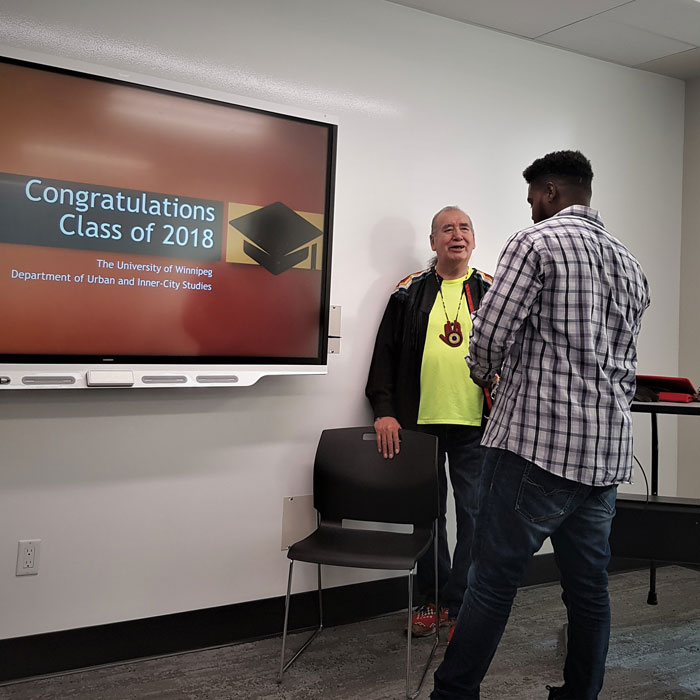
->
<box><xmin>469</xmin><ymin>372</ymin><xmax>493</xmax><ymax>389</ymax></box>
<box><xmin>366</xmin><ymin>296</ymin><xmax>402</xmax><ymax>458</ymax></box>
<box><xmin>467</xmin><ymin>233</ymin><xmax>544</xmax><ymax>383</ymax></box>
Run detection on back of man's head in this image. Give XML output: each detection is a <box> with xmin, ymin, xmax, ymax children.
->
<box><xmin>523</xmin><ymin>150</ymin><xmax>593</xmax><ymax>196</ymax></box>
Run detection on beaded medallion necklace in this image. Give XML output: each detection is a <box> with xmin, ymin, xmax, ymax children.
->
<box><xmin>435</xmin><ymin>270</ymin><xmax>466</xmax><ymax>347</ymax></box>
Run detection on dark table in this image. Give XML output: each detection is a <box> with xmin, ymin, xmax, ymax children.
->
<box><xmin>631</xmin><ymin>400</ymin><xmax>700</xmax><ymax>494</ymax></box>
<box><xmin>610</xmin><ymin>401</ymin><xmax>700</xmax><ymax>602</ymax></box>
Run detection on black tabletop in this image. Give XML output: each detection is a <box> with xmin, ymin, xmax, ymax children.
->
<box><xmin>631</xmin><ymin>400</ymin><xmax>700</xmax><ymax>416</ymax></box>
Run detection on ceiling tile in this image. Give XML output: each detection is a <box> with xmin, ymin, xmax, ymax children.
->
<box><xmin>387</xmin><ymin>0</ymin><xmax>633</xmax><ymax>39</ymax></box>
<box><xmin>601</xmin><ymin>0</ymin><xmax>700</xmax><ymax>48</ymax></box>
<box><xmin>637</xmin><ymin>47</ymin><xmax>700</xmax><ymax>80</ymax></box>
<box><xmin>539</xmin><ymin>14</ymin><xmax>696</xmax><ymax>66</ymax></box>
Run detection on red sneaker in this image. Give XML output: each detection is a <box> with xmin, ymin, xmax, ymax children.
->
<box><xmin>447</xmin><ymin>619</ymin><xmax>457</xmax><ymax>643</ymax></box>
<box><xmin>410</xmin><ymin>604</ymin><xmax>449</xmax><ymax>637</ymax></box>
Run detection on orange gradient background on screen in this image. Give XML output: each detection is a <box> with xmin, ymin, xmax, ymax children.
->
<box><xmin>0</xmin><ymin>61</ymin><xmax>332</xmax><ymax>359</ymax></box>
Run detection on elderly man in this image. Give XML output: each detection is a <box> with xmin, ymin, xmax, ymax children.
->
<box><xmin>366</xmin><ymin>206</ymin><xmax>492</xmax><ymax>636</ymax></box>
<box><xmin>431</xmin><ymin>151</ymin><xmax>650</xmax><ymax>700</ymax></box>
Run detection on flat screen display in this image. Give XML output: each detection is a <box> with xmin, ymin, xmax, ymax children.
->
<box><xmin>0</xmin><ymin>57</ymin><xmax>336</xmax><ymax>389</ymax></box>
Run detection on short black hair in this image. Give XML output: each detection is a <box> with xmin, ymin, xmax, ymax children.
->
<box><xmin>523</xmin><ymin>150</ymin><xmax>593</xmax><ymax>191</ymax></box>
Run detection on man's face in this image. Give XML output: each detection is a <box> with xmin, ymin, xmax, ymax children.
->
<box><xmin>430</xmin><ymin>209</ymin><xmax>475</xmax><ymax>267</ymax></box>
<box><xmin>527</xmin><ymin>183</ymin><xmax>552</xmax><ymax>224</ymax></box>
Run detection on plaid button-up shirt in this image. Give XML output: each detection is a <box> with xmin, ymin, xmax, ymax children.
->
<box><xmin>467</xmin><ymin>205</ymin><xmax>650</xmax><ymax>486</ymax></box>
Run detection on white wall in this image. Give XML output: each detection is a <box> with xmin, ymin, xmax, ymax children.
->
<box><xmin>678</xmin><ymin>78</ymin><xmax>700</xmax><ymax>498</ymax></box>
<box><xmin>0</xmin><ymin>0</ymin><xmax>685</xmax><ymax>639</ymax></box>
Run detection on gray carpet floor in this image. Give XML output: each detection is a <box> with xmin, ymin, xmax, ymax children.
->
<box><xmin>1</xmin><ymin>566</ymin><xmax>698</xmax><ymax>699</ymax></box>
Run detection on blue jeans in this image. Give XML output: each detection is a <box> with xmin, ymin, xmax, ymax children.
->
<box><xmin>416</xmin><ymin>424</ymin><xmax>484</xmax><ymax>619</ymax></box>
<box><xmin>431</xmin><ymin>448</ymin><xmax>617</xmax><ymax>700</ymax></box>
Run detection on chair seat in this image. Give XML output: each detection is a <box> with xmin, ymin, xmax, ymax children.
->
<box><xmin>288</xmin><ymin>524</ymin><xmax>432</xmax><ymax>570</ymax></box>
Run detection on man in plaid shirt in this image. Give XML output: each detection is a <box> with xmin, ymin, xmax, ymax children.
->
<box><xmin>431</xmin><ymin>150</ymin><xmax>650</xmax><ymax>700</ymax></box>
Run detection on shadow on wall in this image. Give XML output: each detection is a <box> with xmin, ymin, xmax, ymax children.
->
<box><xmin>348</xmin><ymin>216</ymin><xmax>424</xmax><ymax>426</ymax></box>
<box><xmin>361</xmin><ymin>216</ymin><xmax>425</xmax><ymax>333</ymax></box>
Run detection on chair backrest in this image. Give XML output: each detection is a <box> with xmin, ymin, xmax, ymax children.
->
<box><xmin>313</xmin><ymin>427</ymin><xmax>438</xmax><ymax>527</ymax></box>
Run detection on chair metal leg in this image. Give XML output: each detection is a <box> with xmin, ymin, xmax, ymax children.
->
<box><xmin>405</xmin><ymin>523</ymin><xmax>440</xmax><ymax>699</ymax></box>
<box><xmin>317</xmin><ymin>563</ymin><xmax>324</xmax><ymax>628</ymax></box>
<box><xmin>278</xmin><ymin>562</ymin><xmax>324</xmax><ymax>683</ymax></box>
<box><xmin>406</xmin><ymin>569</ymin><xmax>414</xmax><ymax>697</ymax></box>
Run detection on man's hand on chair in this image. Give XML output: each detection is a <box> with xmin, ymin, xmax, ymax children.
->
<box><xmin>374</xmin><ymin>416</ymin><xmax>401</xmax><ymax>459</ymax></box>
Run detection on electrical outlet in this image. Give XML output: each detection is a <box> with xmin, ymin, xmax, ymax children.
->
<box><xmin>16</xmin><ymin>539</ymin><xmax>40</xmax><ymax>576</ymax></box>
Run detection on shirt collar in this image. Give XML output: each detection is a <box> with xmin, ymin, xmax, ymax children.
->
<box><xmin>553</xmin><ymin>205</ymin><xmax>604</xmax><ymax>228</ymax></box>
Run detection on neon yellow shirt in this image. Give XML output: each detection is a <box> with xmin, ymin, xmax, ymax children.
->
<box><xmin>417</xmin><ymin>271</ymin><xmax>483</xmax><ymax>425</ymax></box>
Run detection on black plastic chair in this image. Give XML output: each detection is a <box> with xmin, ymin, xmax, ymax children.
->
<box><xmin>278</xmin><ymin>426</ymin><xmax>440</xmax><ymax>699</ymax></box>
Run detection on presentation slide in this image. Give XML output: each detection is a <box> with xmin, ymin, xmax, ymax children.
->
<box><xmin>0</xmin><ymin>59</ymin><xmax>334</xmax><ymax>361</ymax></box>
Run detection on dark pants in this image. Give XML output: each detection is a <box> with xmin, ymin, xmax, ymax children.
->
<box><xmin>431</xmin><ymin>447</ymin><xmax>617</xmax><ymax>700</ymax></box>
<box><xmin>416</xmin><ymin>424</ymin><xmax>484</xmax><ymax>619</ymax></box>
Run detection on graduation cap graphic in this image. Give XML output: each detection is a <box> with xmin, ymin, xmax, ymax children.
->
<box><xmin>229</xmin><ymin>202</ymin><xmax>322</xmax><ymax>275</ymax></box>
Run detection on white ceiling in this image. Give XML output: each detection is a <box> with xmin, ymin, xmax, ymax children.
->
<box><xmin>388</xmin><ymin>0</ymin><xmax>700</xmax><ymax>80</ymax></box>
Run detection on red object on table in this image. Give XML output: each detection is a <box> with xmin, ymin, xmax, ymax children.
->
<box><xmin>636</xmin><ymin>375</ymin><xmax>698</xmax><ymax>402</ymax></box>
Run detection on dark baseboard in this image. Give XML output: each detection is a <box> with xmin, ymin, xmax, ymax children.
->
<box><xmin>0</xmin><ymin>553</ymin><xmax>648</xmax><ymax>683</ymax></box>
